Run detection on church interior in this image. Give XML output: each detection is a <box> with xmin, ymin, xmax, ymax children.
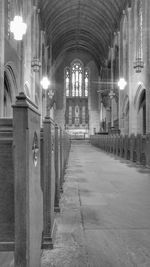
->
<box><xmin>0</xmin><ymin>0</ymin><xmax>150</xmax><ymax>266</ymax></box>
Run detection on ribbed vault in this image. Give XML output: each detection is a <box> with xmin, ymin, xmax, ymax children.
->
<box><xmin>39</xmin><ymin>0</ymin><xmax>127</xmax><ymax>67</ymax></box>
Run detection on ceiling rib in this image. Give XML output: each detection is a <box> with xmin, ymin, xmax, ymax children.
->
<box><xmin>40</xmin><ymin>0</ymin><xmax>127</xmax><ymax>67</ymax></box>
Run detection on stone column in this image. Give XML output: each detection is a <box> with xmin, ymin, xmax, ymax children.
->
<box><xmin>0</xmin><ymin>0</ymin><xmax>4</xmax><ymax>117</ymax></box>
<box><xmin>144</xmin><ymin>0</ymin><xmax>150</xmax><ymax>133</ymax></box>
<box><xmin>128</xmin><ymin>7</ymin><xmax>134</xmax><ymax>135</ymax></box>
<box><xmin>31</xmin><ymin>6</ymin><xmax>41</xmax><ymax>104</ymax></box>
<box><xmin>54</xmin><ymin>124</ymin><xmax>60</xmax><ymax>212</ymax></box>
<box><xmin>13</xmin><ymin>92</ymin><xmax>43</xmax><ymax>267</ymax></box>
<box><xmin>60</xmin><ymin>127</ymin><xmax>63</xmax><ymax>192</ymax></box>
<box><xmin>118</xmin><ymin>31</ymin><xmax>121</xmax><ymax>131</ymax></box>
<box><xmin>110</xmin><ymin>47</ymin><xmax>115</xmax><ymax>129</ymax></box>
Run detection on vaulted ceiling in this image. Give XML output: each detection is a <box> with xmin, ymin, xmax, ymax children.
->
<box><xmin>40</xmin><ymin>0</ymin><xmax>127</xmax><ymax>68</ymax></box>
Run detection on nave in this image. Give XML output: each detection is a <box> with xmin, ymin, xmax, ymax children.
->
<box><xmin>41</xmin><ymin>140</ymin><xmax>150</xmax><ymax>267</ymax></box>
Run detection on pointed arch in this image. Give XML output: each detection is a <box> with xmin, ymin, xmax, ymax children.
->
<box><xmin>122</xmin><ymin>95</ymin><xmax>129</xmax><ymax>116</ymax></box>
<box><xmin>4</xmin><ymin>62</ymin><xmax>19</xmax><ymax>100</ymax></box>
<box><xmin>4</xmin><ymin>63</ymin><xmax>18</xmax><ymax>117</ymax></box>
<box><xmin>134</xmin><ymin>82</ymin><xmax>146</xmax><ymax>134</ymax></box>
<box><xmin>134</xmin><ymin>82</ymin><xmax>145</xmax><ymax>110</ymax></box>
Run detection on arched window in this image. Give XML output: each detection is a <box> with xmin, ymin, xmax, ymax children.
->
<box><xmin>65</xmin><ymin>68</ymin><xmax>70</xmax><ymax>97</ymax></box>
<box><xmin>84</xmin><ymin>69</ymin><xmax>89</xmax><ymax>97</ymax></box>
<box><xmin>65</xmin><ymin>60</ymin><xmax>88</xmax><ymax>97</ymax></box>
<box><xmin>71</xmin><ymin>61</ymin><xmax>82</xmax><ymax>97</ymax></box>
<box><xmin>69</xmin><ymin>106</ymin><xmax>72</xmax><ymax>125</ymax></box>
<box><xmin>139</xmin><ymin>90</ymin><xmax>146</xmax><ymax>134</ymax></box>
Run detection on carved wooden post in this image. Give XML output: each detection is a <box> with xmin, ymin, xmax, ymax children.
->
<box><xmin>134</xmin><ymin>135</ymin><xmax>137</xmax><ymax>162</ymax></box>
<box><xmin>106</xmin><ymin>135</ymin><xmax>108</xmax><ymax>152</ymax></box>
<box><xmin>146</xmin><ymin>134</ymin><xmax>150</xmax><ymax>168</ymax></box>
<box><xmin>60</xmin><ymin>128</ymin><xmax>63</xmax><ymax>192</ymax></box>
<box><xmin>120</xmin><ymin>135</ymin><xmax>123</xmax><ymax>157</ymax></box>
<box><xmin>130</xmin><ymin>134</ymin><xmax>134</xmax><ymax>161</ymax></box>
<box><xmin>13</xmin><ymin>93</ymin><xmax>43</xmax><ymax>267</ymax></box>
<box><xmin>124</xmin><ymin>135</ymin><xmax>128</xmax><ymax>159</ymax></box>
<box><xmin>136</xmin><ymin>134</ymin><xmax>141</xmax><ymax>164</ymax></box>
<box><xmin>113</xmin><ymin>135</ymin><xmax>115</xmax><ymax>154</ymax></box>
<box><xmin>54</xmin><ymin>124</ymin><xmax>60</xmax><ymax>212</ymax></box>
<box><xmin>42</xmin><ymin>117</ymin><xmax>55</xmax><ymax>249</ymax></box>
<box><xmin>116</xmin><ymin>135</ymin><xmax>118</xmax><ymax>155</ymax></box>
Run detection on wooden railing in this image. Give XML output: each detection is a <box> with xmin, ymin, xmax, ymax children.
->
<box><xmin>90</xmin><ymin>133</ymin><xmax>150</xmax><ymax>167</ymax></box>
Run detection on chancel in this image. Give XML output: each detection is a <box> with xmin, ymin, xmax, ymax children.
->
<box><xmin>0</xmin><ymin>0</ymin><xmax>150</xmax><ymax>266</ymax></box>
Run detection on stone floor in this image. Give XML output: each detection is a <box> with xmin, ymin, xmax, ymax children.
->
<box><xmin>41</xmin><ymin>140</ymin><xmax>150</xmax><ymax>267</ymax></box>
<box><xmin>1</xmin><ymin>140</ymin><xmax>150</xmax><ymax>266</ymax></box>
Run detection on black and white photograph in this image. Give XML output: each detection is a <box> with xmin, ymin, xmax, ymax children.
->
<box><xmin>0</xmin><ymin>0</ymin><xmax>150</xmax><ymax>266</ymax></box>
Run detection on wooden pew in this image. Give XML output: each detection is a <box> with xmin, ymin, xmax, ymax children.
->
<box><xmin>0</xmin><ymin>118</ymin><xmax>14</xmax><ymax>252</ymax></box>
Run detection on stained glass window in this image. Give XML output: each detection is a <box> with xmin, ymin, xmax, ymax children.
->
<box><xmin>65</xmin><ymin>60</ymin><xmax>89</xmax><ymax>97</ymax></box>
<box><xmin>72</xmin><ymin>62</ymin><xmax>83</xmax><ymax>97</ymax></box>
<box><xmin>65</xmin><ymin>68</ymin><xmax>70</xmax><ymax>96</ymax></box>
<box><xmin>69</xmin><ymin>106</ymin><xmax>72</xmax><ymax>125</ymax></box>
<box><xmin>84</xmin><ymin>70</ymin><xmax>89</xmax><ymax>97</ymax></box>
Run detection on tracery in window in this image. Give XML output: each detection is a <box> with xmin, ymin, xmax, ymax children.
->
<box><xmin>72</xmin><ymin>62</ymin><xmax>83</xmax><ymax>97</ymax></box>
<box><xmin>84</xmin><ymin>70</ymin><xmax>89</xmax><ymax>97</ymax></box>
<box><xmin>65</xmin><ymin>68</ymin><xmax>70</xmax><ymax>97</ymax></box>
<box><xmin>65</xmin><ymin>60</ymin><xmax>88</xmax><ymax>97</ymax></box>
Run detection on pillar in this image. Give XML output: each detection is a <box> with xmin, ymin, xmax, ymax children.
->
<box><xmin>31</xmin><ymin>6</ymin><xmax>41</xmax><ymax>104</ymax></box>
<box><xmin>110</xmin><ymin>47</ymin><xmax>115</xmax><ymax>129</ymax></box>
<box><xmin>60</xmin><ymin>127</ymin><xmax>63</xmax><ymax>192</ymax></box>
<box><xmin>144</xmin><ymin>0</ymin><xmax>150</xmax><ymax>133</ymax></box>
<box><xmin>54</xmin><ymin>124</ymin><xmax>60</xmax><ymax>212</ymax></box>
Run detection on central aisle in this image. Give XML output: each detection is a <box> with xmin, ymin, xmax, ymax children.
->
<box><xmin>42</xmin><ymin>140</ymin><xmax>150</xmax><ymax>267</ymax></box>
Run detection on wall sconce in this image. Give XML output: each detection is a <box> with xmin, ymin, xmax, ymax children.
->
<box><xmin>40</xmin><ymin>76</ymin><xmax>50</xmax><ymax>90</ymax></box>
<box><xmin>97</xmin><ymin>78</ymin><xmax>127</xmax><ymax>94</ymax></box>
<box><xmin>10</xmin><ymin>16</ymin><xmax>27</xmax><ymax>40</ymax></box>
<box><xmin>117</xmin><ymin>78</ymin><xmax>127</xmax><ymax>90</ymax></box>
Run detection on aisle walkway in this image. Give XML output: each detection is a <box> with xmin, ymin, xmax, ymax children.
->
<box><xmin>42</xmin><ymin>140</ymin><xmax>150</xmax><ymax>267</ymax></box>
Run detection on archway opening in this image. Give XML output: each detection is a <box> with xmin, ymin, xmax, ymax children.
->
<box><xmin>4</xmin><ymin>72</ymin><xmax>12</xmax><ymax>117</ymax></box>
<box><xmin>138</xmin><ymin>89</ymin><xmax>146</xmax><ymax>134</ymax></box>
